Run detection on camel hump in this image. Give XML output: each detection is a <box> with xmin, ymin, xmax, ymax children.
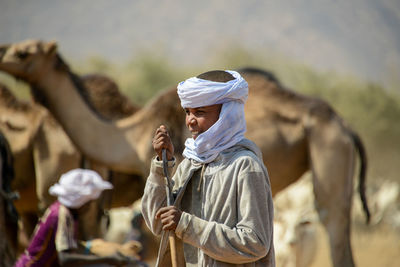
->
<box><xmin>80</xmin><ymin>73</ymin><xmax>139</xmax><ymax>120</ymax></box>
<box><xmin>236</xmin><ymin>67</ymin><xmax>282</xmax><ymax>86</ymax></box>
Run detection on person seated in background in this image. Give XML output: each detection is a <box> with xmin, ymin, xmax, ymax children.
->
<box><xmin>14</xmin><ymin>168</ymin><xmax>131</xmax><ymax>267</ymax></box>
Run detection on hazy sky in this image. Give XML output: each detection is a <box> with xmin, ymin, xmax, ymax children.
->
<box><xmin>1</xmin><ymin>0</ymin><xmax>399</xmax><ymax>88</ymax></box>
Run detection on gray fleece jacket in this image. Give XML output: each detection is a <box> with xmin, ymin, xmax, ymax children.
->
<box><xmin>141</xmin><ymin>138</ymin><xmax>275</xmax><ymax>266</ymax></box>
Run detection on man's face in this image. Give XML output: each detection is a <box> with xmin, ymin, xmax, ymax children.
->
<box><xmin>185</xmin><ymin>104</ymin><xmax>222</xmax><ymax>140</ymax></box>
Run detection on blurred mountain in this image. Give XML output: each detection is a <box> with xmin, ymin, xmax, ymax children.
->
<box><xmin>0</xmin><ymin>0</ymin><xmax>399</xmax><ymax>87</ymax></box>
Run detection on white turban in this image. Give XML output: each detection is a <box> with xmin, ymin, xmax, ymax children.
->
<box><xmin>177</xmin><ymin>70</ymin><xmax>248</xmax><ymax>163</ymax></box>
<box><xmin>49</xmin><ymin>168</ymin><xmax>113</xmax><ymax>209</ymax></box>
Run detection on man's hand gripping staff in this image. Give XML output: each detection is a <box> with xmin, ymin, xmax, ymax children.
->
<box><xmin>153</xmin><ymin>125</ymin><xmax>183</xmax><ymax>266</ymax></box>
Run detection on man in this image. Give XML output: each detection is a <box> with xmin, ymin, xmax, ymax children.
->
<box><xmin>141</xmin><ymin>70</ymin><xmax>275</xmax><ymax>266</ymax></box>
<box><xmin>15</xmin><ymin>168</ymin><xmax>130</xmax><ymax>266</ymax></box>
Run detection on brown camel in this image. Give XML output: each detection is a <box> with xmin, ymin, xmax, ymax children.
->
<box><xmin>0</xmin><ymin>40</ymin><xmax>369</xmax><ymax>267</ymax></box>
<box><xmin>0</xmin><ymin>78</ymin><xmax>143</xmax><ymax>249</ymax></box>
<box><xmin>0</xmin><ymin>82</ymin><xmax>68</xmax><ymax>240</ymax></box>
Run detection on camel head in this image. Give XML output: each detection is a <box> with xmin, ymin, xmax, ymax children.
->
<box><xmin>0</xmin><ymin>40</ymin><xmax>58</xmax><ymax>83</ymax></box>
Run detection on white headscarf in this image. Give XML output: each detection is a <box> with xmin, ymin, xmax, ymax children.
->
<box><xmin>49</xmin><ymin>168</ymin><xmax>113</xmax><ymax>209</ymax></box>
<box><xmin>177</xmin><ymin>70</ymin><xmax>248</xmax><ymax>163</ymax></box>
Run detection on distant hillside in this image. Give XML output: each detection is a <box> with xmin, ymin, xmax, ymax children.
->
<box><xmin>0</xmin><ymin>0</ymin><xmax>399</xmax><ymax>87</ymax></box>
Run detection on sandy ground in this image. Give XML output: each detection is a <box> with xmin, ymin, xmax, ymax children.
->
<box><xmin>131</xmin><ymin>221</ymin><xmax>400</xmax><ymax>267</ymax></box>
<box><xmin>310</xmin><ymin>224</ymin><xmax>400</xmax><ymax>267</ymax></box>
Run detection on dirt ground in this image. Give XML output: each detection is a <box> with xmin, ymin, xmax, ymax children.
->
<box><xmin>139</xmin><ymin>224</ymin><xmax>400</xmax><ymax>267</ymax></box>
<box><xmin>310</xmin><ymin>223</ymin><xmax>400</xmax><ymax>267</ymax></box>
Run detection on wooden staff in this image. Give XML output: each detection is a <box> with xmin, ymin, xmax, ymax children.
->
<box><xmin>162</xmin><ymin>149</ymin><xmax>182</xmax><ymax>267</ymax></box>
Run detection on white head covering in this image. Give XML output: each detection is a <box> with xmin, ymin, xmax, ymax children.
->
<box><xmin>49</xmin><ymin>168</ymin><xmax>113</xmax><ymax>209</ymax></box>
<box><xmin>177</xmin><ymin>70</ymin><xmax>248</xmax><ymax>163</ymax></box>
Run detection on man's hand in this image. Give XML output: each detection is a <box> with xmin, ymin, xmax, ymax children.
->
<box><xmin>155</xmin><ymin>206</ymin><xmax>182</xmax><ymax>231</ymax></box>
<box><xmin>152</xmin><ymin>125</ymin><xmax>174</xmax><ymax>161</ymax></box>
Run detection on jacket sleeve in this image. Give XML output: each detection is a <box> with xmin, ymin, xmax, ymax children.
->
<box><xmin>175</xmin><ymin>157</ymin><xmax>274</xmax><ymax>264</ymax></box>
<box><xmin>141</xmin><ymin>157</ymin><xmax>176</xmax><ymax>236</ymax></box>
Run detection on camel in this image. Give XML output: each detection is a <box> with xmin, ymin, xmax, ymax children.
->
<box><xmin>0</xmin><ymin>40</ymin><xmax>370</xmax><ymax>267</ymax></box>
<box><xmin>0</xmin><ymin>82</ymin><xmax>95</xmax><ymax>249</ymax></box>
<box><xmin>0</xmin><ymin>77</ymin><xmax>144</xmax><ymax>249</ymax></box>
<box><xmin>0</xmin><ymin>82</ymin><xmax>68</xmax><ymax>240</ymax></box>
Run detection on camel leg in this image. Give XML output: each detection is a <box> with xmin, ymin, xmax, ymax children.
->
<box><xmin>307</xmin><ymin>119</ymin><xmax>356</xmax><ymax>267</ymax></box>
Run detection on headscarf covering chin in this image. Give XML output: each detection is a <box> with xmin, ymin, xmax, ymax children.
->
<box><xmin>177</xmin><ymin>70</ymin><xmax>248</xmax><ymax>163</ymax></box>
<box><xmin>49</xmin><ymin>168</ymin><xmax>113</xmax><ymax>208</ymax></box>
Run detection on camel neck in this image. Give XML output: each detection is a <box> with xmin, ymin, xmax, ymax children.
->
<box><xmin>32</xmin><ymin>66</ymin><xmax>145</xmax><ymax>175</ymax></box>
